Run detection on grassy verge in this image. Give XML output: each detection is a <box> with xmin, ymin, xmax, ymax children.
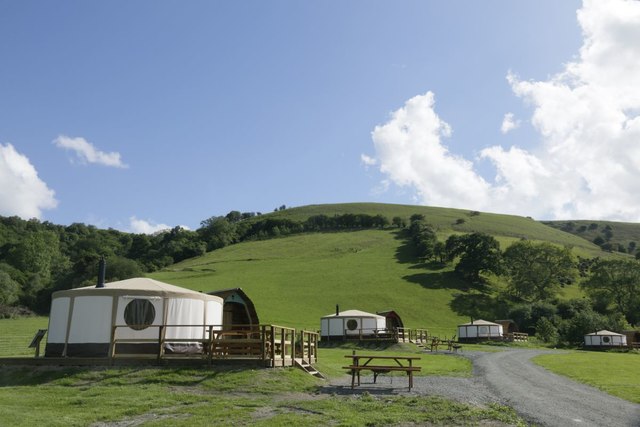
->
<box><xmin>0</xmin><ymin>316</ymin><xmax>48</xmax><ymax>357</ymax></box>
<box><xmin>533</xmin><ymin>351</ymin><xmax>640</xmax><ymax>404</ymax></box>
<box><xmin>0</xmin><ymin>364</ymin><xmax>525</xmax><ymax>426</ymax></box>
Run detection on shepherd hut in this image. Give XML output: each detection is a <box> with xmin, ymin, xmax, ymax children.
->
<box><xmin>45</xmin><ymin>277</ymin><xmax>224</xmax><ymax>357</ymax></box>
<box><xmin>584</xmin><ymin>330</ymin><xmax>627</xmax><ymax>348</ymax></box>
<box><xmin>207</xmin><ymin>288</ymin><xmax>259</xmax><ymax>330</ymax></box>
<box><xmin>320</xmin><ymin>308</ymin><xmax>386</xmax><ymax>340</ymax></box>
<box><xmin>457</xmin><ymin>319</ymin><xmax>503</xmax><ymax>343</ymax></box>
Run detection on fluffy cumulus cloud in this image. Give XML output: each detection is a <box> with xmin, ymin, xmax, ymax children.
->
<box><xmin>53</xmin><ymin>135</ymin><xmax>128</xmax><ymax>168</ymax></box>
<box><xmin>366</xmin><ymin>0</ymin><xmax>640</xmax><ymax>220</ymax></box>
<box><xmin>500</xmin><ymin>113</ymin><xmax>520</xmax><ymax>134</ymax></box>
<box><xmin>128</xmin><ymin>217</ymin><xmax>172</xmax><ymax>234</ymax></box>
<box><xmin>0</xmin><ymin>143</ymin><xmax>57</xmax><ymax>218</ymax></box>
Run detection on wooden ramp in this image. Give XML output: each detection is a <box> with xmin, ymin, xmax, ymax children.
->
<box><xmin>294</xmin><ymin>358</ymin><xmax>325</xmax><ymax>379</ymax></box>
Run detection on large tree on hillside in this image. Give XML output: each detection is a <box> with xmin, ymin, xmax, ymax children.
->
<box><xmin>445</xmin><ymin>232</ymin><xmax>502</xmax><ymax>285</ymax></box>
<box><xmin>502</xmin><ymin>241</ymin><xmax>576</xmax><ymax>302</ymax></box>
<box><xmin>581</xmin><ymin>259</ymin><xmax>640</xmax><ymax>325</ymax></box>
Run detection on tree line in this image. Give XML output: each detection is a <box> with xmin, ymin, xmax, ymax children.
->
<box><xmin>0</xmin><ymin>211</ymin><xmax>392</xmax><ymax>315</ymax></box>
<box><xmin>405</xmin><ymin>214</ymin><xmax>640</xmax><ymax>345</ymax></box>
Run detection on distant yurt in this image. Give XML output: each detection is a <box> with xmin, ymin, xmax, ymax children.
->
<box><xmin>320</xmin><ymin>308</ymin><xmax>386</xmax><ymax>340</ymax></box>
<box><xmin>45</xmin><ymin>278</ymin><xmax>224</xmax><ymax>357</ymax></box>
<box><xmin>457</xmin><ymin>319</ymin><xmax>503</xmax><ymax>343</ymax></box>
<box><xmin>584</xmin><ymin>330</ymin><xmax>627</xmax><ymax>348</ymax></box>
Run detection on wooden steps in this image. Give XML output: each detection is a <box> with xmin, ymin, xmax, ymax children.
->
<box><xmin>294</xmin><ymin>359</ymin><xmax>325</xmax><ymax>379</ymax></box>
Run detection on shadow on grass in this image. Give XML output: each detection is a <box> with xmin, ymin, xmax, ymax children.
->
<box><xmin>402</xmin><ymin>271</ymin><xmax>469</xmax><ymax>291</ymax></box>
<box><xmin>449</xmin><ymin>293</ymin><xmax>499</xmax><ymax>320</ymax></box>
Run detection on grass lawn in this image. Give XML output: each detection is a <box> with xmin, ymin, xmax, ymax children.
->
<box><xmin>0</xmin><ymin>316</ymin><xmax>49</xmax><ymax>357</ymax></box>
<box><xmin>0</xmin><ymin>358</ymin><xmax>521</xmax><ymax>427</ymax></box>
<box><xmin>533</xmin><ymin>351</ymin><xmax>640</xmax><ymax>404</ymax></box>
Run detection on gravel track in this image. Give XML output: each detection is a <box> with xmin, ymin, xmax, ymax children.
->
<box><xmin>324</xmin><ymin>349</ymin><xmax>640</xmax><ymax>427</ymax></box>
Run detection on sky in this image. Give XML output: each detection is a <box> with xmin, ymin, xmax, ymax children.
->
<box><xmin>1</xmin><ymin>0</ymin><xmax>640</xmax><ymax>233</ymax></box>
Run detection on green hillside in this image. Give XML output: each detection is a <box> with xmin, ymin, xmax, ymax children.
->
<box><xmin>149</xmin><ymin>203</ymin><xmax>605</xmax><ymax>334</ymax></box>
<box><xmin>544</xmin><ymin>219</ymin><xmax>640</xmax><ymax>256</ymax></box>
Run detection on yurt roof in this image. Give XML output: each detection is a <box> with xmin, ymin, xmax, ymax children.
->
<box><xmin>458</xmin><ymin>319</ymin><xmax>500</xmax><ymax>326</ymax></box>
<box><xmin>585</xmin><ymin>330</ymin><xmax>624</xmax><ymax>336</ymax></box>
<box><xmin>321</xmin><ymin>309</ymin><xmax>385</xmax><ymax>319</ymax></box>
<box><xmin>53</xmin><ymin>278</ymin><xmax>220</xmax><ymax>301</ymax></box>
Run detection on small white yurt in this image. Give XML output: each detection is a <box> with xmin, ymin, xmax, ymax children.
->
<box><xmin>320</xmin><ymin>308</ymin><xmax>386</xmax><ymax>339</ymax></box>
<box><xmin>457</xmin><ymin>319</ymin><xmax>503</xmax><ymax>342</ymax></box>
<box><xmin>45</xmin><ymin>278</ymin><xmax>224</xmax><ymax>357</ymax></box>
<box><xmin>584</xmin><ymin>330</ymin><xmax>627</xmax><ymax>348</ymax></box>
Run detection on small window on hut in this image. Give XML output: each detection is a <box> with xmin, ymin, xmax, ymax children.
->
<box><xmin>124</xmin><ymin>299</ymin><xmax>156</xmax><ymax>330</ymax></box>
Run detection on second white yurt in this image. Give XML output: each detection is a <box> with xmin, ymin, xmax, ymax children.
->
<box><xmin>457</xmin><ymin>319</ymin><xmax>504</xmax><ymax>342</ymax></box>
<box><xmin>45</xmin><ymin>278</ymin><xmax>224</xmax><ymax>357</ymax></box>
<box><xmin>584</xmin><ymin>330</ymin><xmax>627</xmax><ymax>348</ymax></box>
<box><xmin>320</xmin><ymin>308</ymin><xmax>386</xmax><ymax>339</ymax></box>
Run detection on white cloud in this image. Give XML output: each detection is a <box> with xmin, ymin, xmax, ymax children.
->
<box><xmin>0</xmin><ymin>143</ymin><xmax>58</xmax><ymax>219</ymax></box>
<box><xmin>371</xmin><ymin>91</ymin><xmax>490</xmax><ymax>210</ymax></box>
<box><xmin>360</xmin><ymin>154</ymin><xmax>377</xmax><ymax>167</ymax></box>
<box><xmin>129</xmin><ymin>217</ymin><xmax>172</xmax><ymax>234</ymax></box>
<box><xmin>53</xmin><ymin>135</ymin><xmax>128</xmax><ymax>168</ymax></box>
<box><xmin>367</xmin><ymin>0</ymin><xmax>640</xmax><ymax>221</ymax></box>
<box><xmin>500</xmin><ymin>112</ymin><xmax>520</xmax><ymax>134</ymax></box>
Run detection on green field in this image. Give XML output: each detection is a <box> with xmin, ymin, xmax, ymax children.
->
<box><xmin>0</xmin><ymin>341</ymin><xmax>521</xmax><ymax>427</ymax></box>
<box><xmin>149</xmin><ymin>202</ymin><xmax>599</xmax><ymax>333</ymax></box>
<box><xmin>533</xmin><ymin>351</ymin><xmax>640</xmax><ymax>404</ymax></box>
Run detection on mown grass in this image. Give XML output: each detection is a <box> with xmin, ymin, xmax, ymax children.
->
<box><xmin>0</xmin><ymin>316</ymin><xmax>48</xmax><ymax>357</ymax></box>
<box><xmin>0</xmin><ymin>356</ymin><xmax>522</xmax><ymax>427</ymax></box>
<box><xmin>533</xmin><ymin>351</ymin><xmax>640</xmax><ymax>403</ymax></box>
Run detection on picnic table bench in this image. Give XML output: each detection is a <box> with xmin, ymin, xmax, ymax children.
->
<box><xmin>343</xmin><ymin>352</ymin><xmax>421</xmax><ymax>390</ymax></box>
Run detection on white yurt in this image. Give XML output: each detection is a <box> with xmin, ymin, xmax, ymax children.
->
<box><xmin>584</xmin><ymin>330</ymin><xmax>627</xmax><ymax>348</ymax></box>
<box><xmin>320</xmin><ymin>308</ymin><xmax>386</xmax><ymax>339</ymax></box>
<box><xmin>45</xmin><ymin>278</ymin><xmax>224</xmax><ymax>357</ymax></box>
<box><xmin>457</xmin><ymin>319</ymin><xmax>503</xmax><ymax>342</ymax></box>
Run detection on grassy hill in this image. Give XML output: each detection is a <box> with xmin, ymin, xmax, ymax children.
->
<box><xmin>149</xmin><ymin>203</ymin><xmax>608</xmax><ymax>334</ymax></box>
<box><xmin>544</xmin><ymin>219</ymin><xmax>640</xmax><ymax>256</ymax></box>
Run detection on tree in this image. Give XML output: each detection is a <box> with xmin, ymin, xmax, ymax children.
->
<box><xmin>502</xmin><ymin>241</ymin><xmax>576</xmax><ymax>302</ymax></box>
<box><xmin>392</xmin><ymin>216</ymin><xmax>406</xmax><ymax>228</ymax></box>
<box><xmin>581</xmin><ymin>259</ymin><xmax>640</xmax><ymax>325</ymax></box>
<box><xmin>446</xmin><ymin>233</ymin><xmax>502</xmax><ymax>285</ymax></box>
<box><xmin>408</xmin><ymin>219</ymin><xmax>438</xmax><ymax>260</ymax></box>
<box><xmin>0</xmin><ymin>270</ymin><xmax>20</xmax><ymax>306</ymax></box>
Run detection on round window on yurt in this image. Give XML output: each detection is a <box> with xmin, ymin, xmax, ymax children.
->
<box><xmin>602</xmin><ymin>336</ymin><xmax>610</xmax><ymax>344</ymax></box>
<box><xmin>346</xmin><ymin>319</ymin><xmax>358</xmax><ymax>331</ymax></box>
<box><xmin>124</xmin><ymin>299</ymin><xmax>156</xmax><ymax>330</ymax></box>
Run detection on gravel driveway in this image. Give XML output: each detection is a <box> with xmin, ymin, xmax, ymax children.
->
<box><xmin>325</xmin><ymin>349</ymin><xmax>640</xmax><ymax>427</ymax></box>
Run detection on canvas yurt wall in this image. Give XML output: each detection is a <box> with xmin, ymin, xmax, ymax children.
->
<box><xmin>457</xmin><ymin>319</ymin><xmax>503</xmax><ymax>343</ymax></box>
<box><xmin>320</xmin><ymin>309</ymin><xmax>386</xmax><ymax>339</ymax></box>
<box><xmin>584</xmin><ymin>330</ymin><xmax>627</xmax><ymax>348</ymax></box>
<box><xmin>45</xmin><ymin>278</ymin><xmax>224</xmax><ymax>357</ymax></box>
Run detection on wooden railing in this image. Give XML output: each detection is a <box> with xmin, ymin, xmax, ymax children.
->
<box><xmin>108</xmin><ymin>323</ymin><xmax>317</xmax><ymax>367</ymax></box>
<box><xmin>297</xmin><ymin>330</ymin><xmax>319</xmax><ymax>365</ymax></box>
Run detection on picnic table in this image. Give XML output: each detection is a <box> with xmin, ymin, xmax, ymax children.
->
<box><xmin>343</xmin><ymin>352</ymin><xmax>421</xmax><ymax>390</ymax></box>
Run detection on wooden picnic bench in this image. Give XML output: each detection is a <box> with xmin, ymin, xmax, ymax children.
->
<box><xmin>343</xmin><ymin>352</ymin><xmax>421</xmax><ymax>390</ymax></box>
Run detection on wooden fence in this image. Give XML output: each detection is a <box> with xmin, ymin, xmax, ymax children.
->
<box><xmin>108</xmin><ymin>324</ymin><xmax>318</xmax><ymax>367</ymax></box>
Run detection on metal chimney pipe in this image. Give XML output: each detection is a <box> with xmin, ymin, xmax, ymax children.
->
<box><xmin>96</xmin><ymin>257</ymin><xmax>106</xmax><ymax>288</ymax></box>
<box><xmin>336</xmin><ymin>304</ymin><xmax>339</xmax><ymax>316</ymax></box>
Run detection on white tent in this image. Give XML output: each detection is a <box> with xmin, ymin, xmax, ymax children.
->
<box><xmin>457</xmin><ymin>319</ymin><xmax>503</xmax><ymax>342</ymax></box>
<box><xmin>45</xmin><ymin>278</ymin><xmax>224</xmax><ymax>357</ymax></box>
<box><xmin>320</xmin><ymin>309</ymin><xmax>386</xmax><ymax>339</ymax></box>
<box><xmin>584</xmin><ymin>330</ymin><xmax>627</xmax><ymax>347</ymax></box>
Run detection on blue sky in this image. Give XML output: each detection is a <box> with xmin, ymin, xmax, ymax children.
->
<box><xmin>2</xmin><ymin>0</ymin><xmax>639</xmax><ymax>233</ymax></box>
